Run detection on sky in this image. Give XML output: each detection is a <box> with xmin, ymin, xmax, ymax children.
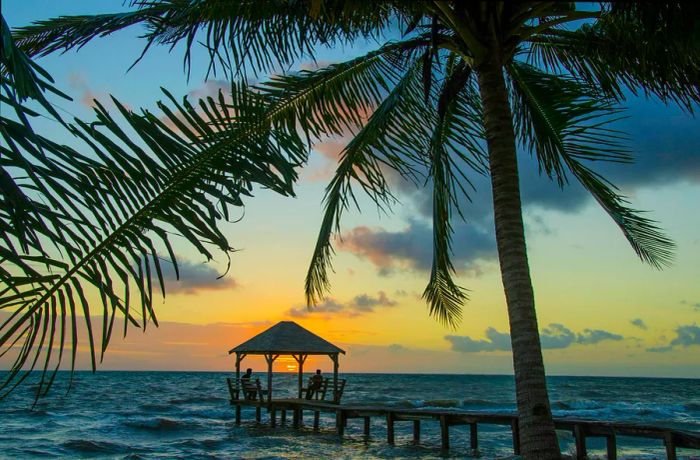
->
<box><xmin>2</xmin><ymin>1</ymin><xmax>699</xmax><ymax>378</ymax></box>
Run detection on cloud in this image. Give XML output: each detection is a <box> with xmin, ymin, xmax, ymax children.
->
<box><xmin>186</xmin><ymin>79</ymin><xmax>230</xmax><ymax>100</ymax></box>
<box><xmin>540</xmin><ymin>323</ymin><xmax>577</xmax><ymax>349</ymax></box>
<box><xmin>68</xmin><ymin>72</ymin><xmax>131</xmax><ymax>111</ymax></box>
<box><xmin>630</xmin><ymin>318</ymin><xmax>648</xmax><ymax>330</ymax></box>
<box><xmin>445</xmin><ymin>327</ymin><xmax>512</xmax><ymax>353</ymax></box>
<box><xmin>670</xmin><ymin>324</ymin><xmax>700</xmax><ymax>347</ymax></box>
<box><xmin>352</xmin><ymin>291</ymin><xmax>397</xmax><ymax>311</ymax></box>
<box><xmin>160</xmin><ymin>259</ymin><xmax>237</xmax><ymax>295</ymax></box>
<box><xmin>577</xmin><ymin>328</ymin><xmax>624</xmax><ymax>344</ymax></box>
<box><xmin>680</xmin><ymin>300</ymin><xmax>700</xmax><ymax>310</ymax></box>
<box><xmin>447</xmin><ymin>323</ymin><xmax>624</xmax><ymax>353</ymax></box>
<box><xmin>337</xmin><ymin>219</ymin><xmax>496</xmax><ymax>276</ymax></box>
<box><xmin>646</xmin><ymin>345</ymin><xmax>674</xmax><ymax>353</ymax></box>
<box><xmin>288</xmin><ymin>298</ymin><xmax>345</xmax><ymax>317</ymax></box>
<box><xmin>646</xmin><ymin>324</ymin><xmax>700</xmax><ymax>352</ymax></box>
<box><xmin>286</xmin><ymin>291</ymin><xmax>398</xmax><ymax>318</ymax></box>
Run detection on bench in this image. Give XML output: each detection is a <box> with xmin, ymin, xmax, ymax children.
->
<box><xmin>300</xmin><ymin>378</ymin><xmax>347</xmax><ymax>403</ymax></box>
<box><xmin>226</xmin><ymin>377</ymin><xmax>269</xmax><ymax>401</ymax></box>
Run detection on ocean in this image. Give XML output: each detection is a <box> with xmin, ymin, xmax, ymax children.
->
<box><xmin>0</xmin><ymin>372</ymin><xmax>698</xmax><ymax>459</ymax></box>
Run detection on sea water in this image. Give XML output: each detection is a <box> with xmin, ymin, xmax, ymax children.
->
<box><xmin>0</xmin><ymin>372</ymin><xmax>698</xmax><ymax>459</ymax></box>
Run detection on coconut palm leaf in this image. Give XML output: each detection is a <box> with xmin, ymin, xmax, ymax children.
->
<box><xmin>528</xmin><ymin>7</ymin><xmax>700</xmax><ymax>111</ymax></box>
<box><xmin>422</xmin><ymin>58</ymin><xmax>486</xmax><ymax>328</ymax></box>
<box><xmin>1</xmin><ymin>84</ymin><xmax>307</xmax><ymax>400</ymax></box>
<box><xmin>508</xmin><ymin>61</ymin><xmax>674</xmax><ymax>268</ymax></box>
<box><xmin>13</xmin><ymin>0</ymin><xmax>398</xmax><ymax>79</ymax></box>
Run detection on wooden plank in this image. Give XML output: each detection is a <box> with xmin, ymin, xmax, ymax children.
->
<box><xmin>574</xmin><ymin>425</ymin><xmax>587</xmax><ymax>459</ymax></box>
<box><xmin>511</xmin><ymin>419</ymin><xmax>521</xmax><ymax>455</ymax></box>
<box><xmin>440</xmin><ymin>415</ymin><xmax>450</xmax><ymax>450</ymax></box>
<box><xmin>470</xmin><ymin>422</ymin><xmax>478</xmax><ymax>450</ymax></box>
<box><xmin>313</xmin><ymin>411</ymin><xmax>320</xmax><ymax>432</ymax></box>
<box><xmin>255</xmin><ymin>406</ymin><xmax>261</xmax><ymax>423</ymax></box>
<box><xmin>281</xmin><ymin>409</ymin><xmax>286</xmax><ymax>425</ymax></box>
<box><xmin>235</xmin><ymin>404</ymin><xmax>241</xmax><ymax>425</ymax></box>
<box><xmin>387</xmin><ymin>412</ymin><xmax>395</xmax><ymax>444</ymax></box>
<box><xmin>270</xmin><ymin>406</ymin><xmax>276</xmax><ymax>427</ymax></box>
<box><xmin>293</xmin><ymin>409</ymin><xmax>300</xmax><ymax>428</ymax></box>
<box><xmin>607</xmin><ymin>433</ymin><xmax>617</xmax><ymax>460</ymax></box>
<box><xmin>364</xmin><ymin>417</ymin><xmax>370</xmax><ymax>436</ymax></box>
<box><xmin>665</xmin><ymin>432</ymin><xmax>677</xmax><ymax>460</ymax></box>
<box><xmin>413</xmin><ymin>420</ymin><xmax>420</xmax><ymax>443</ymax></box>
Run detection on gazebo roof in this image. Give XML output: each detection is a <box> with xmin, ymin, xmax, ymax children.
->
<box><xmin>229</xmin><ymin>321</ymin><xmax>345</xmax><ymax>355</ymax></box>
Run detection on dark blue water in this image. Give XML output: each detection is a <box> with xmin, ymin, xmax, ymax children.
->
<box><xmin>0</xmin><ymin>372</ymin><xmax>698</xmax><ymax>459</ymax></box>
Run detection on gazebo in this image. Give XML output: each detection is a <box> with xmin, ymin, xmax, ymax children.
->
<box><xmin>228</xmin><ymin>321</ymin><xmax>345</xmax><ymax>402</ymax></box>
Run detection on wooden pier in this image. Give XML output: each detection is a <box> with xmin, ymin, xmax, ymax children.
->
<box><xmin>230</xmin><ymin>398</ymin><xmax>700</xmax><ymax>459</ymax></box>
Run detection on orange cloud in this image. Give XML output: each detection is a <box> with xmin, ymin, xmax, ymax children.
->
<box><xmin>68</xmin><ymin>72</ymin><xmax>132</xmax><ymax>111</ymax></box>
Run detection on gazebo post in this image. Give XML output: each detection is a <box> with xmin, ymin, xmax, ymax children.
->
<box><xmin>265</xmin><ymin>353</ymin><xmax>278</xmax><ymax>402</ymax></box>
<box><xmin>235</xmin><ymin>352</ymin><xmax>242</xmax><ymax>381</ymax></box>
<box><xmin>331</xmin><ymin>353</ymin><xmax>339</xmax><ymax>402</ymax></box>
<box><xmin>294</xmin><ymin>354</ymin><xmax>307</xmax><ymax>399</ymax></box>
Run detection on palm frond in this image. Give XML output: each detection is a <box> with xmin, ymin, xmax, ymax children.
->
<box><xmin>508</xmin><ymin>61</ymin><xmax>674</xmax><ymax>268</ymax></box>
<box><xmin>527</xmin><ymin>8</ymin><xmax>700</xmax><ymax>112</ymax></box>
<box><xmin>300</xmin><ymin>41</ymin><xmax>434</xmax><ymax>306</ymax></box>
<box><xmin>1</xmin><ymin>16</ymin><xmax>72</xmax><ymax>254</ymax></box>
<box><xmin>13</xmin><ymin>0</ymin><xmax>396</xmax><ymax>79</ymax></box>
<box><xmin>421</xmin><ymin>57</ymin><xmax>486</xmax><ymax>328</ymax></box>
<box><xmin>1</xmin><ymin>82</ymin><xmax>306</xmax><ymax>400</ymax></box>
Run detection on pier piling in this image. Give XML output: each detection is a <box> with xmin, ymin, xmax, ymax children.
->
<box><xmin>228</xmin><ymin>398</ymin><xmax>700</xmax><ymax>457</ymax></box>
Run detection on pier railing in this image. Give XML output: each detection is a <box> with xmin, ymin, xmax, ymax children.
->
<box><xmin>229</xmin><ymin>398</ymin><xmax>700</xmax><ymax>459</ymax></box>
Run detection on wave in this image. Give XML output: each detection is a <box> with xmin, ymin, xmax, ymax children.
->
<box><xmin>422</xmin><ymin>399</ymin><xmax>461</xmax><ymax>408</ymax></box>
<box><xmin>551</xmin><ymin>400</ymin><xmax>689</xmax><ymax>422</ymax></box>
<box><xmin>685</xmin><ymin>402</ymin><xmax>700</xmax><ymax>411</ymax></box>
<box><xmin>63</xmin><ymin>439</ymin><xmax>127</xmax><ymax>454</ymax></box>
<box><xmin>123</xmin><ymin>417</ymin><xmax>194</xmax><ymax>431</ymax></box>
<box><xmin>140</xmin><ymin>402</ymin><xmax>173</xmax><ymax>412</ymax></box>
<box><xmin>462</xmin><ymin>398</ymin><xmax>514</xmax><ymax>408</ymax></box>
<box><xmin>168</xmin><ymin>396</ymin><xmax>225</xmax><ymax>405</ymax></box>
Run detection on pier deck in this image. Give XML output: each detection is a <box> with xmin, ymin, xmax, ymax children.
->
<box><xmin>231</xmin><ymin>398</ymin><xmax>700</xmax><ymax>459</ymax></box>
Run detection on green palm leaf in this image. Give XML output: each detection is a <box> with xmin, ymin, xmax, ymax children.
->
<box><xmin>508</xmin><ymin>61</ymin><xmax>674</xmax><ymax>268</ymax></box>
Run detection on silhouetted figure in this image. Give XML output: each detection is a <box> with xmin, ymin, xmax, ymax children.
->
<box><xmin>306</xmin><ymin>369</ymin><xmax>324</xmax><ymax>399</ymax></box>
<box><xmin>241</xmin><ymin>368</ymin><xmax>256</xmax><ymax>400</ymax></box>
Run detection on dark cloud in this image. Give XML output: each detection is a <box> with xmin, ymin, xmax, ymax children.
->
<box><xmin>160</xmin><ymin>259</ymin><xmax>236</xmax><ymax>295</ymax></box>
<box><xmin>288</xmin><ymin>298</ymin><xmax>345</xmax><ymax>317</ymax></box>
<box><xmin>286</xmin><ymin>291</ymin><xmax>398</xmax><ymax>318</ymax></box>
<box><xmin>577</xmin><ymin>328</ymin><xmax>624</xmax><ymax>345</ymax></box>
<box><xmin>445</xmin><ymin>327</ymin><xmax>512</xmax><ymax>353</ymax></box>
<box><xmin>670</xmin><ymin>324</ymin><xmax>700</xmax><ymax>347</ymax></box>
<box><xmin>630</xmin><ymin>318</ymin><xmax>648</xmax><ymax>330</ymax></box>
<box><xmin>337</xmin><ymin>219</ymin><xmax>496</xmax><ymax>276</ymax></box>
<box><xmin>446</xmin><ymin>323</ymin><xmax>624</xmax><ymax>353</ymax></box>
<box><xmin>646</xmin><ymin>345</ymin><xmax>674</xmax><ymax>353</ymax></box>
<box><xmin>646</xmin><ymin>324</ymin><xmax>700</xmax><ymax>352</ymax></box>
<box><xmin>540</xmin><ymin>323</ymin><xmax>577</xmax><ymax>349</ymax></box>
<box><xmin>352</xmin><ymin>291</ymin><xmax>397</xmax><ymax>311</ymax></box>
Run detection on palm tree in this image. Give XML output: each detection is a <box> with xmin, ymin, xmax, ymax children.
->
<box><xmin>5</xmin><ymin>2</ymin><xmax>699</xmax><ymax>458</ymax></box>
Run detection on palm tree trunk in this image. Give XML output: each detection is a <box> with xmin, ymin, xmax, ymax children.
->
<box><xmin>476</xmin><ymin>59</ymin><xmax>561</xmax><ymax>459</ymax></box>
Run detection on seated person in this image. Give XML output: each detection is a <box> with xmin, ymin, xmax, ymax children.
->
<box><xmin>305</xmin><ymin>369</ymin><xmax>324</xmax><ymax>400</ymax></box>
<box><xmin>240</xmin><ymin>368</ymin><xmax>257</xmax><ymax>400</ymax></box>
